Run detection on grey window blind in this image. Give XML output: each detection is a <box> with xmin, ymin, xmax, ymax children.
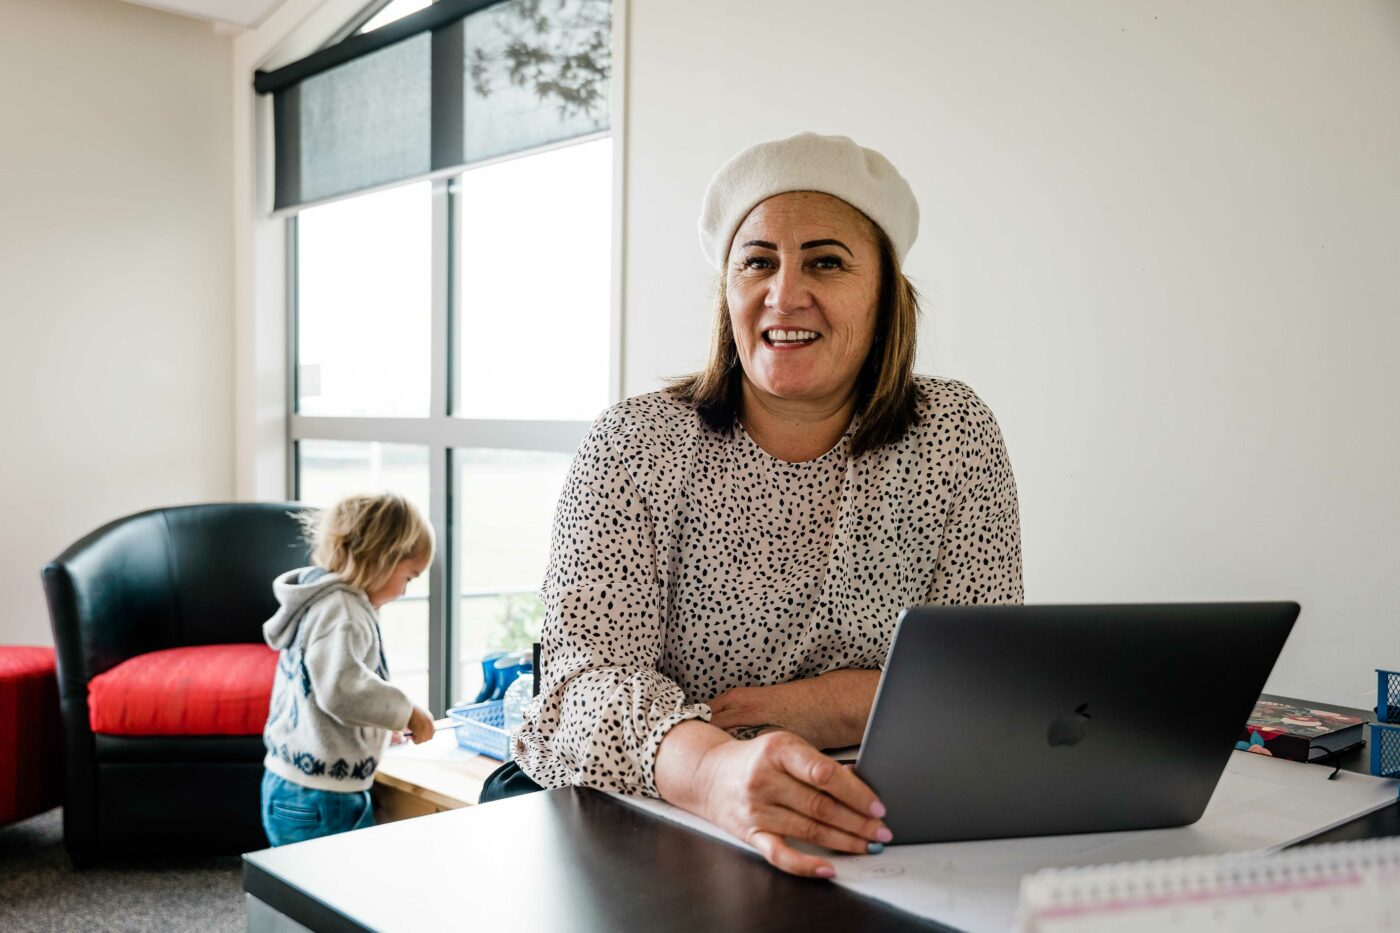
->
<box><xmin>259</xmin><ymin>0</ymin><xmax>611</xmax><ymax>212</ymax></box>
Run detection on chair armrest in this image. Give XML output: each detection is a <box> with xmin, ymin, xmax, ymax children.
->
<box><xmin>41</xmin><ymin>510</ymin><xmax>177</xmax><ymax>697</ymax></box>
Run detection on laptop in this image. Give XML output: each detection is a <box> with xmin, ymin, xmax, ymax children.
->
<box><xmin>853</xmin><ymin>602</ymin><xmax>1299</xmax><ymax>844</ymax></box>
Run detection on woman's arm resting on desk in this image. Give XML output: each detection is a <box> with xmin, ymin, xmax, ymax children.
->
<box><xmin>654</xmin><ymin>720</ymin><xmax>890</xmax><ymax>879</ymax></box>
<box><xmin>707</xmin><ymin>669</ymin><xmax>880</xmax><ymax>750</ymax></box>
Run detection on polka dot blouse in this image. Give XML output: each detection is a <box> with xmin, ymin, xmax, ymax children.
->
<box><xmin>513</xmin><ymin>376</ymin><xmax>1023</xmax><ymax>796</ymax></box>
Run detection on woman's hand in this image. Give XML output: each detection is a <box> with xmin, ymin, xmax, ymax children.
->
<box><xmin>708</xmin><ymin>682</ymin><xmax>820</xmax><ymax>742</ymax></box>
<box><xmin>655</xmin><ymin>721</ymin><xmax>891</xmax><ymax>878</ymax></box>
<box><xmin>707</xmin><ymin>669</ymin><xmax>880</xmax><ymax>750</ymax></box>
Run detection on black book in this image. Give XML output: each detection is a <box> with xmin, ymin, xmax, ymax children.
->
<box><xmin>1236</xmin><ymin>694</ymin><xmax>1367</xmax><ymax>763</ymax></box>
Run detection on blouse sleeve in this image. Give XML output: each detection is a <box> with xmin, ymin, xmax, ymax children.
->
<box><xmin>512</xmin><ymin>414</ymin><xmax>709</xmax><ymax>797</ymax></box>
<box><xmin>927</xmin><ymin>392</ymin><xmax>1025</xmax><ymax>605</ymax></box>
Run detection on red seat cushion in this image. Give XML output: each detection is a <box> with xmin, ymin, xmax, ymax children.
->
<box><xmin>1</xmin><ymin>646</ymin><xmax>62</xmax><ymax>824</ymax></box>
<box><xmin>88</xmin><ymin>644</ymin><xmax>277</xmax><ymax>736</ymax></box>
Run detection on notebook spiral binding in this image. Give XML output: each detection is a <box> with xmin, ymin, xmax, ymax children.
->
<box><xmin>1022</xmin><ymin>835</ymin><xmax>1400</xmax><ymax>911</ymax></box>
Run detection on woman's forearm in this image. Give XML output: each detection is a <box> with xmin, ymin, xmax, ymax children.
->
<box><xmin>654</xmin><ymin>719</ymin><xmax>732</xmax><ymax>812</ymax></box>
<box><xmin>707</xmin><ymin>668</ymin><xmax>882</xmax><ymax>750</ymax></box>
<box><xmin>809</xmin><ymin>669</ymin><xmax>881</xmax><ymax>748</ymax></box>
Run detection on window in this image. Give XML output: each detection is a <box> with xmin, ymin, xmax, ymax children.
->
<box><xmin>296</xmin><ymin>183</ymin><xmax>431</xmax><ymax>418</ymax></box>
<box><xmin>453</xmin><ymin>448</ymin><xmax>573</xmax><ymax>700</ymax></box>
<box><xmin>358</xmin><ymin>0</ymin><xmax>433</xmax><ymax>34</ymax></box>
<box><xmin>455</xmin><ymin>137</ymin><xmax>612</xmax><ymax>421</ymax></box>
<box><xmin>279</xmin><ymin>0</ymin><xmax>614</xmax><ymax>715</ymax></box>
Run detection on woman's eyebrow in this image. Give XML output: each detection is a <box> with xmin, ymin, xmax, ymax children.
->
<box><xmin>739</xmin><ymin>238</ymin><xmax>855</xmax><ymax>256</ymax></box>
<box><xmin>801</xmin><ymin>238</ymin><xmax>853</xmax><ymax>256</ymax></box>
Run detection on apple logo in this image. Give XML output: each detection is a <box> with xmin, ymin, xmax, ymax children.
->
<box><xmin>1047</xmin><ymin>703</ymin><xmax>1092</xmax><ymax>747</ymax></box>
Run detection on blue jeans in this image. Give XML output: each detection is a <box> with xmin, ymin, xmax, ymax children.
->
<box><xmin>261</xmin><ymin>771</ymin><xmax>375</xmax><ymax>846</ymax></box>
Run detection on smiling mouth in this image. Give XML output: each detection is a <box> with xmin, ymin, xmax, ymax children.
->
<box><xmin>762</xmin><ymin>328</ymin><xmax>821</xmax><ymax>348</ymax></box>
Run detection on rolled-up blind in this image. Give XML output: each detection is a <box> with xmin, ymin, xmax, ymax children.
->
<box><xmin>257</xmin><ymin>0</ymin><xmax>611</xmax><ymax>213</ymax></box>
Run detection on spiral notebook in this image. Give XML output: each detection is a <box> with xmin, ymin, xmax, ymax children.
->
<box><xmin>1018</xmin><ymin>835</ymin><xmax>1400</xmax><ymax>932</ymax></box>
<box><xmin>615</xmin><ymin>752</ymin><xmax>1398</xmax><ymax>932</ymax></box>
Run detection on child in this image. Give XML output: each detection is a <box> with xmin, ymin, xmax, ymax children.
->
<box><xmin>260</xmin><ymin>493</ymin><xmax>437</xmax><ymax>846</ymax></box>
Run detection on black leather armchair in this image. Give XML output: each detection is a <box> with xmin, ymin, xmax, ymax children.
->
<box><xmin>42</xmin><ymin>503</ymin><xmax>309</xmax><ymax>862</ymax></box>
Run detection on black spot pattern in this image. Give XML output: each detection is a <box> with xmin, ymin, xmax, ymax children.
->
<box><xmin>515</xmin><ymin>376</ymin><xmax>1023</xmax><ymax>796</ymax></box>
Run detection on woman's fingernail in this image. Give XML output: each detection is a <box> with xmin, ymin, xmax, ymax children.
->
<box><xmin>816</xmin><ymin>866</ymin><xmax>836</xmax><ymax>878</ymax></box>
<box><xmin>876</xmin><ymin>827</ymin><xmax>893</xmax><ymax>843</ymax></box>
<box><xmin>869</xmin><ymin>801</ymin><xmax>887</xmax><ymax>818</ymax></box>
<box><xmin>866</xmin><ymin>842</ymin><xmax>885</xmax><ymax>855</ymax></box>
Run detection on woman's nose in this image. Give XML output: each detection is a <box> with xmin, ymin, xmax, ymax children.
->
<box><xmin>764</xmin><ymin>263</ymin><xmax>812</xmax><ymax>314</ymax></box>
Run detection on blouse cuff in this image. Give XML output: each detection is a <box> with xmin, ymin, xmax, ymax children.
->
<box><xmin>634</xmin><ymin>703</ymin><xmax>712</xmax><ymax>799</ymax></box>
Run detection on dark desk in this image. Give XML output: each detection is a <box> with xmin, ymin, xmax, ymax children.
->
<box><xmin>245</xmin><ymin>746</ymin><xmax>1397</xmax><ymax>933</ymax></box>
<box><xmin>244</xmin><ymin>788</ymin><xmax>943</xmax><ymax>932</ymax></box>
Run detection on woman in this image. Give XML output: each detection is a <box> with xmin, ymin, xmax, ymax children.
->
<box><xmin>486</xmin><ymin>132</ymin><xmax>1023</xmax><ymax>879</ymax></box>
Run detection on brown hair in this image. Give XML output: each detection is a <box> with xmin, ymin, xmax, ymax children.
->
<box><xmin>670</xmin><ymin>222</ymin><xmax>921</xmax><ymax>458</ymax></box>
<box><xmin>297</xmin><ymin>494</ymin><xmax>435</xmax><ymax>594</ymax></box>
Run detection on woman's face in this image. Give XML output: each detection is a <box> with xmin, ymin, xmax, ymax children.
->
<box><xmin>725</xmin><ymin>191</ymin><xmax>882</xmax><ymax>411</ymax></box>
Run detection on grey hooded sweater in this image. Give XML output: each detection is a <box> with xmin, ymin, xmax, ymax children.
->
<box><xmin>262</xmin><ymin>567</ymin><xmax>414</xmax><ymax>792</ymax></box>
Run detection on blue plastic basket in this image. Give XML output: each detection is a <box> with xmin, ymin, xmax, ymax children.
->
<box><xmin>1377</xmin><ymin>669</ymin><xmax>1400</xmax><ymax>723</ymax></box>
<box><xmin>1371</xmin><ymin>722</ymin><xmax>1400</xmax><ymax>781</ymax></box>
<box><xmin>448</xmin><ymin>700</ymin><xmax>510</xmax><ymax>760</ymax></box>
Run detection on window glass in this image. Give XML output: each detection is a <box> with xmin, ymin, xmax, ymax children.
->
<box><xmin>297</xmin><ymin>182</ymin><xmax>431</xmax><ymax>417</ymax></box>
<box><xmin>454</xmin><ymin>138</ymin><xmax>611</xmax><ymax>421</ymax></box>
<box><xmin>460</xmin><ymin>0</ymin><xmax>611</xmax><ymax>163</ymax></box>
<box><xmin>297</xmin><ymin>440</ymin><xmax>431</xmax><ymax>709</ymax></box>
<box><xmin>454</xmin><ymin>448</ymin><xmax>572</xmax><ymax>704</ymax></box>
<box><xmin>358</xmin><ymin>0</ymin><xmax>433</xmax><ymax>33</ymax></box>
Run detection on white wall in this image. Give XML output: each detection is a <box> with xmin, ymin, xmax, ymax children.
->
<box><xmin>0</xmin><ymin>0</ymin><xmax>234</xmax><ymax>645</ymax></box>
<box><xmin>623</xmin><ymin>0</ymin><xmax>1400</xmax><ymax>705</ymax></box>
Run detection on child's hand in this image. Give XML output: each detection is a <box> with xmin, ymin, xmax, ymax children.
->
<box><xmin>390</xmin><ymin>730</ymin><xmax>408</xmax><ymax>745</ymax></box>
<box><xmin>407</xmin><ymin>705</ymin><xmax>436</xmax><ymax>744</ymax></box>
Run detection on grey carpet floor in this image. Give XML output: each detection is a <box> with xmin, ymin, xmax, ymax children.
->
<box><xmin>0</xmin><ymin>808</ymin><xmax>244</xmax><ymax>932</ymax></box>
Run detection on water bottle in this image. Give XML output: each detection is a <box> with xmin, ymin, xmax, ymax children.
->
<box><xmin>491</xmin><ymin>652</ymin><xmax>527</xmax><ymax>701</ymax></box>
<box><xmin>502</xmin><ymin>658</ymin><xmax>535</xmax><ymax>733</ymax></box>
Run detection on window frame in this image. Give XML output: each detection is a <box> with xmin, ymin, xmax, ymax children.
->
<box><xmin>286</xmin><ymin>141</ymin><xmax>618</xmax><ymax>714</ymax></box>
<box><xmin>271</xmin><ymin>0</ymin><xmax>627</xmax><ymax>716</ymax></box>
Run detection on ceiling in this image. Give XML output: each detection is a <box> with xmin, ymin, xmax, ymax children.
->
<box><xmin>115</xmin><ymin>0</ymin><xmax>291</xmax><ymax>30</ymax></box>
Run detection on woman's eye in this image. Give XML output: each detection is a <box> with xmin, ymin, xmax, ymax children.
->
<box><xmin>741</xmin><ymin>256</ymin><xmax>773</xmax><ymax>271</ymax></box>
<box><xmin>812</xmin><ymin>255</ymin><xmax>844</xmax><ymax>270</ymax></box>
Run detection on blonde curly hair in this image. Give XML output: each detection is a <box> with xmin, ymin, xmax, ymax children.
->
<box><xmin>297</xmin><ymin>494</ymin><xmax>434</xmax><ymax>594</ymax></box>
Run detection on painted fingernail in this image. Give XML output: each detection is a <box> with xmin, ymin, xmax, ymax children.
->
<box><xmin>869</xmin><ymin>801</ymin><xmax>887</xmax><ymax>818</ymax></box>
<box><xmin>866</xmin><ymin>842</ymin><xmax>885</xmax><ymax>855</ymax></box>
<box><xmin>816</xmin><ymin>866</ymin><xmax>836</xmax><ymax>878</ymax></box>
<box><xmin>876</xmin><ymin>827</ymin><xmax>893</xmax><ymax>843</ymax></box>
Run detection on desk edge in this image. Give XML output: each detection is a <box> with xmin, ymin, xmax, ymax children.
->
<box><xmin>243</xmin><ymin>853</ymin><xmax>374</xmax><ymax>933</ymax></box>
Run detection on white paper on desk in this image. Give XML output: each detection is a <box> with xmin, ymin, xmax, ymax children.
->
<box><xmin>381</xmin><ymin>729</ymin><xmax>485</xmax><ymax>763</ymax></box>
<box><xmin>612</xmin><ymin>752</ymin><xmax>1398</xmax><ymax>933</ymax></box>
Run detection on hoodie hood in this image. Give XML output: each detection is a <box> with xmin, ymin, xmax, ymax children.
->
<box><xmin>263</xmin><ymin>567</ymin><xmax>359</xmax><ymax>650</ymax></box>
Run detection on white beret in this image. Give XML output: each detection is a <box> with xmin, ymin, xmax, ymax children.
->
<box><xmin>697</xmin><ymin>132</ymin><xmax>920</xmax><ymax>270</ymax></box>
